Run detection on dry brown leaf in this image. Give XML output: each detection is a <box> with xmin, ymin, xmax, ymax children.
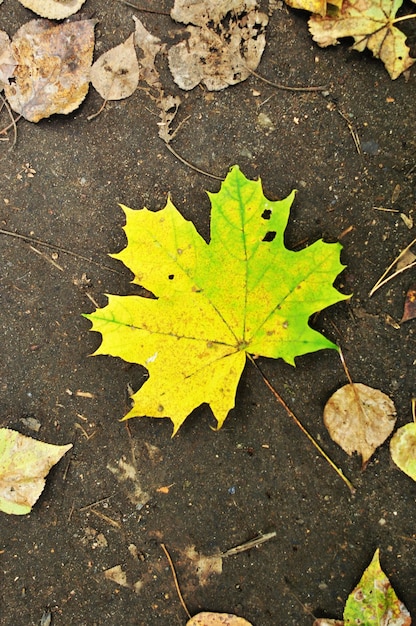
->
<box><xmin>90</xmin><ymin>33</ymin><xmax>140</xmax><ymax>101</ymax></box>
<box><xmin>171</xmin><ymin>0</ymin><xmax>259</xmax><ymax>26</ymax></box>
<box><xmin>168</xmin><ymin>0</ymin><xmax>268</xmax><ymax>90</ymax></box>
<box><xmin>0</xmin><ymin>31</ymin><xmax>16</xmax><ymax>89</ymax></box>
<box><xmin>324</xmin><ymin>383</ymin><xmax>397</xmax><ymax>466</ymax></box>
<box><xmin>17</xmin><ymin>0</ymin><xmax>87</xmax><ymax>19</ymax></box>
<box><xmin>313</xmin><ymin>620</ymin><xmax>344</xmax><ymax>626</ymax></box>
<box><xmin>133</xmin><ymin>16</ymin><xmax>164</xmax><ymax>89</ymax></box>
<box><xmin>187</xmin><ymin>613</ymin><xmax>253</xmax><ymax>625</ymax></box>
<box><xmin>5</xmin><ymin>19</ymin><xmax>95</xmax><ymax>122</ymax></box>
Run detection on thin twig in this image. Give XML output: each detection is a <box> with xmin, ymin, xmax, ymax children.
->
<box><xmin>79</xmin><ymin>496</ymin><xmax>114</xmax><ymax>511</ymax></box>
<box><xmin>0</xmin><ymin>93</ymin><xmax>18</xmax><ymax>148</ymax></box>
<box><xmin>248</xmin><ymin>68</ymin><xmax>326</xmax><ymax>92</ymax></box>
<box><xmin>160</xmin><ymin>543</ymin><xmax>191</xmax><ymax>619</ymax></box>
<box><xmin>87</xmin><ymin>98</ymin><xmax>108</xmax><ymax>121</ymax></box>
<box><xmin>0</xmin><ymin>228</ymin><xmax>124</xmax><ymax>275</ymax></box>
<box><xmin>164</xmin><ymin>142</ymin><xmax>224</xmax><ymax>181</ymax></box>
<box><xmin>89</xmin><ymin>508</ymin><xmax>121</xmax><ymax>528</ymax></box>
<box><xmin>118</xmin><ymin>0</ymin><xmax>170</xmax><ymax>15</ymax></box>
<box><xmin>221</xmin><ymin>531</ymin><xmax>276</xmax><ymax>557</ymax></box>
<box><xmin>249</xmin><ymin>356</ymin><xmax>355</xmax><ymax>494</ymax></box>
<box><xmin>369</xmin><ymin>236</ymin><xmax>416</xmax><ymax>296</ymax></box>
<box><xmin>0</xmin><ymin>112</ymin><xmax>21</xmax><ymax>136</ymax></box>
<box><xmin>337</xmin><ymin>109</ymin><xmax>361</xmax><ymax>154</ymax></box>
<box><xmin>29</xmin><ymin>245</ymin><xmax>64</xmax><ymax>271</ymax></box>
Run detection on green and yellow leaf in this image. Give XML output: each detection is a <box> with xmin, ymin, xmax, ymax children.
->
<box><xmin>343</xmin><ymin>549</ymin><xmax>411</xmax><ymax>625</ymax></box>
<box><xmin>85</xmin><ymin>166</ymin><xmax>348</xmax><ymax>434</ymax></box>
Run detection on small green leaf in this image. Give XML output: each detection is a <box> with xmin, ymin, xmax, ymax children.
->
<box><xmin>343</xmin><ymin>549</ymin><xmax>411</xmax><ymax>625</ymax></box>
<box><xmin>390</xmin><ymin>422</ymin><xmax>416</xmax><ymax>481</ymax></box>
<box><xmin>0</xmin><ymin>428</ymin><xmax>72</xmax><ymax>515</ymax></box>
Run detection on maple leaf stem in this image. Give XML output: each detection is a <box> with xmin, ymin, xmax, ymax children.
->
<box><xmin>392</xmin><ymin>13</ymin><xmax>416</xmax><ymax>24</ymax></box>
<box><xmin>249</xmin><ymin>356</ymin><xmax>356</xmax><ymax>494</ymax></box>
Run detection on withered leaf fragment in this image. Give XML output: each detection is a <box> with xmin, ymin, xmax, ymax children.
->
<box><xmin>133</xmin><ymin>16</ymin><xmax>164</xmax><ymax>90</ymax></box>
<box><xmin>400</xmin><ymin>283</ymin><xmax>416</xmax><ymax>323</ymax></box>
<box><xmin>5</xmin><ymin>19</ymin><xmax>95</xmax><ymax>122</ymax></box>
<box><xmin>0</xmin><ymin>31</ymin><xmax>16</xmax><ymax>89</ymax></box>
<box><xmin>285</xmin><ymin>0</ymin><xmax>342</xmax><ymax>17</ymax></box>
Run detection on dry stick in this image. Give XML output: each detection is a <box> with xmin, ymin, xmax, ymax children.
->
<box><xmin>0</xmin><ymin>112</ymin><xmax>21</xmax><ymax>137</ymax></box>
<box><xmin>160</xmin><ymin>543</ymin><xmax>191</xmax><ymax>619</ymax></box>
<box><xmin>0</xmin><ymin>227</ymin><xmax>124</xmax><ymax>275</ymax></box>
<box><xmin>221</xmin><ymin>531</ymin><xmax>277</xmax><ymax>557</ymax></box>
<box><xmin>118</xmin><ymin>0</ymin><xmax>171</xmax><ymax>15</ymax></box>
<box><xmin>249</xmin><ymin>356</ymin><xmax>355</xmax><ymax>494</ymax></box>
<box><xmin>248</xmin><ymin>67</ymin><xmax>326</xmax><ymax>93</ymax></box>
<box><xmin>0</xmin><ymin>94</ymin><xmax>18</xmax><ymax>148</ymax></box>
<box><xmin>337</xmin><ymin>108</ymin><xmax>361</xmax><ymax>154</ymax></box>
<box><xmin>87</xmin><ymin>98</ymin><xmax>108</xmax><ymax>122</ymax></box>
<box><xmin>369</xmin><ymin>236</ymin><xmax>416</xmax><ymax>296</ymax></box>
<box><xmin>164</xmin><ymin>142</ymin><xmax>224</xmax><ymax>181</ymax></box>
<box><xmin>29</xmin><ymin>245</ymin><xmax>64</xmax><ymax>271</ymax></box>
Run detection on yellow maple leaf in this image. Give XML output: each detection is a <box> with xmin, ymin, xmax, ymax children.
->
<box><xmin>85</xmin><ymin>166</ymin><xmax>348</xmax><ymax>434</ymax></box>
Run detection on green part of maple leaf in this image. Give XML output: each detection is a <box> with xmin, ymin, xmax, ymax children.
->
<box><xmin>309</xmin><ymin>0</ymin><xmax>416</xmax><ymax>79</ymax></box>
<box><xmin>344</xmin><ymin>549</ymin><xmax>411</xmax><ymax>625</ymax></box>
<box><xmin>85</xmin><ymin>166</ymin><xmax>349</xmax><ymax>434</ymax></box>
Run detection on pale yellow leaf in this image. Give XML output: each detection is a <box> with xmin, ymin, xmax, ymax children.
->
<box><xmin>17</xmin><ymin>0</ymin><xmax>87</xmax><ymax>19</ymax></box>
<box><xmin>0</xmin><ymin>428</ymin><xmax>72</xmax><ymax>515</ymax></box>
<box><xmin>187</xmin><ymin>613</ymin><xmax>253</xmax><ymax>626</ymax></box>
<box><xmin>390</xmin><ymin>422</ymin><xmax>416</xmax><ymax>481</ymax></box>
<box><xmin>323</xmin><ymin>383</ymin><xmax>396</xmax><ymax>466</ymax></box>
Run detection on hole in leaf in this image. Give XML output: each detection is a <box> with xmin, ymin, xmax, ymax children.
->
<box><xmin>261</xmin><ymin>209</ymin><xmax>272</xmax><ymax>220</ymax></box>
<box><xmin>168</xmin><ymin>274</ymin><xmax>174</xmax><ymax>280</ymax></box>
<box><xmin>262</xmin><ymin>231</ymin><xmax>276</xmax><ymax>242</ymax></box>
